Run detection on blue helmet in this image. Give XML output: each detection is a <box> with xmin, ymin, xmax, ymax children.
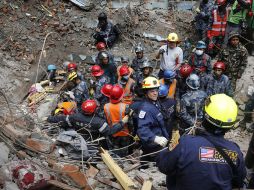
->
<box><xmin>196</xmin><ymin>41</ymin><xmax>206</xmax><ymax>49</ymax></box>
<box><xmin>186</xmin><ymin>74</ymin><xmax>200</xmax><ymax>89</ymax></box>
<box><xmin>159</xmin><ymin>84</ymin><xmax>169</xmax><ymax>97</ymax></box>
<box><xmin>47</xmin><ymin>64</ymin><xmax>56</xmax><ymax>71</ymax></box>
<box><xmin>163</xmin><ymin>70</ymin><xmax>176</xmax><ymax>80</ymax></box>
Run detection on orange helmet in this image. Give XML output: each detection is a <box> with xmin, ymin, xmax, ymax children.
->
<box><xmin>101</xmin><ymin>84</ymin><xmax>113</xmax><ymax>97</ymax></box>
<box><xmin>110</xmin><ymin>85</ymin><xmax>124</xmax><ymax>103</ymax></box>
<box><xmin>91</xmin><ymin>65</ymin><xmax>104</xmax><ymax>77</ymax></box>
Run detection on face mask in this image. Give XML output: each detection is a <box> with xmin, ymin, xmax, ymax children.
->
<box><xmin>195</xmin><ymin>50</ymin><xmax>204</xmax><ymax>56</ymax></box>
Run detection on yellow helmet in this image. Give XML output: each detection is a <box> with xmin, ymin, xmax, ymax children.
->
<box><xmin>204</xmin><ymin>94</ymin><xmax>238</xmax><ymax>128</ymax></box>
<box><xmin>167</xmin><ymin>33</ymin><xmax>179</xmax><ymax>42</ymax></box>
<box><xmin>68</xmin><ymin>72</ymin><xmax>78</xmax><ymax>81</ymax></box>
<box><xmin>142</xmin><ymin>76</ymin><xmax>160</xmax><ymax>89</ymax></box>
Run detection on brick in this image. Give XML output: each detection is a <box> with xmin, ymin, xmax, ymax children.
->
<box><xmin>25</xmin><ymin>138</ymin><xmax>54</xmax><ymax>153</ymax></box>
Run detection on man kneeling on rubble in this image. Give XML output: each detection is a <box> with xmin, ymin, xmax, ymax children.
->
<box><xmin>47</xmin><ymin>99</ymin><xmax>129</xmax><ymax>138</ymax></box>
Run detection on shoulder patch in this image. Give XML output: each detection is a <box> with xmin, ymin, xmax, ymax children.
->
<box><xmin>139</xmin><ymin>110</ymin><xmax>146</xmax><ymax>119</ymax></box>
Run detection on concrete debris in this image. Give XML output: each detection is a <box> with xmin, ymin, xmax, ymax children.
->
<box><xmin>143</xmin><ymin>32</ymin><xmax>166</xmax><ymax>42</ymax></box>
<box><xmin>0</xmin><ymin>142</ymin><xmax>10</xmax><ymax>165</ymax></box>
<box><xmin>69</xmin><ymin>0</ymin><xmax>95</xmax><ymax>11</ymax></box>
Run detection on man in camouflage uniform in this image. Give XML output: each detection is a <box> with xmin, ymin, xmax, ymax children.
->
<box><xmin>218</xmin><ymin>31</ymin><xmax>248</xmax><ymax>91</ymax></box>
<box><xmin>180</xmin><ymin>74</ymin><xmax>207</xmax><ymax>129</ymax></box>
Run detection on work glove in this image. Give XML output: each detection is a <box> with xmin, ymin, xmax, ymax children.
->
<box><xmin>154</xmin><ymin>136</ymin><xmax>168</xmax><ymax>147</ymax></box>
<box><xmin>122</xmin><ymin>115</ymin><xmax>129</xmax><ymax>124</ymax></box>
<box><xmin>159</xmin><ymin>49</ymin><xmax>165</xmax><ymax>54</ymax></box>
<box><xmin>65</xmin><ymin>91</ymin><xmax>75</xmax><ymax>100</ymax></box>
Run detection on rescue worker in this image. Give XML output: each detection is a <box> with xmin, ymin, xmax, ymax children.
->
<box><xmin>157</xmin><ymin>94</ymin><xmax>246</xmax><ymax>190</ymax></box>
<box><xmin>159</xmin><ymin>70</ymin><xmax>177</xmax><ymax>99</ymax></box>
<box><xmin>188</xmin><ymin>41</ymin><xmax>212</xmax><ymax>78</ymax></box>
<box><xmin>131</xmin><ymin>43</ymin><xmax>146</xmax><ymax>73</ymax></box>
<box><xmin>67</xmin><ymin>72</ymin><xmax>89</xmax><ymax>109</ymax></box>
<box><xmin>67</xmin><ymin>62</ymin><xmax>84</xmax><ymax>80</ymax></box>
<box><xmin>98</xmin><ymin>51</ymin><xmax>117</xmax><ymax>84</ymax></box>
<box><xmin>90</xmin><ymin>65</ymin><xmax>109</xmax><ymax>103</ymax></box>
<box><xmin>134</xmin><ymin>59</ymin><xmax>153</xmax><ymax>90</ymax></box>
<box><xmin>194</xmin><ymin>0</ymin><xmax>215</xmax><ymax>39</ymax></box>
<box><xmin>179</xmin><ymin>74</ymin><xmax>207</xmax><ymax>129</ymax></box>
<box><xmin>156</xmin><ymin>33</ymin><xmax>183</xmax><ymax>79</ymax></box>
<box><xmin>158</xmin><ymin>84</ymin><xmax>176</xmax><ymax>138</ymax></box>
<box><xmin>100</xmin><ymin>84</ymin><xmax>113</xmax><ymax>108</ymax></box>
<box><xmin>104</xmin><ymin>85</ymin><xmax>130</xmax><ymax>157</ymax></box>
<box><xmin>47</xmin><ymin>99</ymin><xmax>129</xmax><ymax>139</ymax></box>
<box><xmin>207</xmin><ymin>0</ymin><xmax>229</xmax><ymax>57</ymax></box>
<box><xmin>205</xmin><ymin>61</ymin><xmax>233</xmax><ymax>96</ymax></box>
<box><xmin>118</xmin><ymin>65</ymin><xmax>135</xmax><ymax>105</ymax></box>
<box><xmin>246</xmin><ymin>132</ymin><xmax>254</xmax><ymax>188</ymax></box>
<box><xmin>137</xmin><ymin>77</ymin><xmax>169</xmax><ymax>163</ymax></box>
<box><xmin>47</xmin><ymin>64</ymin><xmax>57</xmax><ymax>86</ymax></box>
<box><xmin>224</xmin><ymin>0</ymin><xmax>251</xmax><ymax>45</ymax></box>
<box><xmin>176</xmin><ymin>63</ymin><xmax>193</xmax><ymax>100</ymax></box>
<box><xmin>117</xmin><ymin>57</ymin><xmax>134</xmax><ymax>81</ymax></box>
<box><xmin>218</xmin><ymin>31</ymin><xmax>248</xmax><ymax>91</ymax></box>
<box><xmin>93</xmin><ymin>12</ymin><xmax>119</xmax><ymax>47</ymax></box>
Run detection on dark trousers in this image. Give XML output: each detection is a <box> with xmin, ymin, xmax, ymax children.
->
<box><xmin>108</xmin><ymin>136</ymin><xmax>130</xmax><ymax>157</ymax></box>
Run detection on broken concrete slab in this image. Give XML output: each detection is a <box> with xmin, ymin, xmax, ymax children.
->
<box><xmin>69</xmin><ymin>0</ymin><xmax>95</xmax><ymax>11</ymax></box>
<box><xmin>0</xmin><ymin>142</ymin><xmax>10</xmax><ymax>165</ymax></box>
<box><xmin>143</xmin><ymin>32</ymin><xmax>166</xmax><ymax>42</ymax></box>
<box><xmin>36</xmin><ymin>94</ymin><xmax>58</xmax><ymax>121</ymax></box>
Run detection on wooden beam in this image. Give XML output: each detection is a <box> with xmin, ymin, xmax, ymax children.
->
<box><xmin>141</xmin><ymin>180</ymin><xmax>152</xmax><ymax>190</ymax></box>
<box><xmin>100</xmin><ymin>148</ymin><xmax>137</xmax><ymax>190</ymax></box>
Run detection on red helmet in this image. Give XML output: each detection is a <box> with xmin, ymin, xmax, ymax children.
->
<box><xmin>96</xmin><ymin>42</ymin><xmax>106</xmax><ymax>51</ymax></box>
<box><xmin>67</xmin><ymin>62</ymin><xmax>77</xmax><ymax>72</ymax></box>
<box><xmin>110</xmin><ymin>85</ymin><xmax>124</xmax><ymax>103</ymax></box>
<box><xmin>119</xmin><ymin>65</ymin><xmax>130</xmax><ymax>76</ymax></box>
<box><xmin>217</xmin><ymin>0</ymin><xmax>226</xmax><ymax>6</ymax></box>
<box><xmin>101</xmin><ymin>84</ymin><xmax>113</xmax><ymax>97</ymax></box>
<box><xmin>213</xmin><ymin>61</ymin><xmax>226</xmax><ymax>71</ymax></box>
<box><xmin>81</xmin><ymin>99</ymin><xmax>97</xmax><ymax>114</ymax></box>
<box><xmin>91</xmin><ymin>65</ymin><xmax>104</xmax><ymax>77</ymax></box>
<box><xmin>179</xmin><ymin>64</ymin><xmax>193</xmax><ymax>78</ymax></box>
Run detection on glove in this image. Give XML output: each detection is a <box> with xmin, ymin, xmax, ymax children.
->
<box><xmin>154</xmin><ymin>136</ymin><xmax>168</xmax><ymax>147</ymax></box>
<box><xmin>122</xmin><ymin>115</ymin><xmax>129</xmax><ymax>124</ymax></box>
<box><xmin>159</xmin><ymin>49</ymin><xmax>165</xmax><ymax>54</ymax></box>
<box><xmin>65</xmin><ymin>91</ymin><xmax>75</xmax><ymax>100</ymax></box>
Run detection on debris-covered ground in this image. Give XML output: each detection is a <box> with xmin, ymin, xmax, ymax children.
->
<box><xmin>0</xmin><ymin>0</ymin><xmax>253</xmax><ymax>189</ymax></box>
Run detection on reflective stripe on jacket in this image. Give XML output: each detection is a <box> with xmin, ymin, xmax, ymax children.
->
<box><xmin>211</xmin><ymin>9</ymin><xmax>228</xmax><ymax>36</ymax></box>
<box><xmin>160</xmin><ymin>79</ymin><xmax>177</xmax><ymax>99</ymax></box>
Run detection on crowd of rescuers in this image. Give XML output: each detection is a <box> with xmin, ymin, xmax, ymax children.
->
<box><xmin>44</xmin><ymin>5</ymin><xmax>254</xmax><ymax>189</ymax></box>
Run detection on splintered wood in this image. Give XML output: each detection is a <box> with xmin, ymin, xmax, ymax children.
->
<box><xmin>100</xmin><ymin>148</ymin><xmax>137</xmax><ymax>190</ymax></box>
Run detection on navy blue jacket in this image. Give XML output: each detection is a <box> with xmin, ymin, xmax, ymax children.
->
<box><xmin>157</xmin><ymin>133</ymin><xmax>246</xmax><ymax>190</ymax></box>
<box><xmin>137</xmin><ymin>100</ymin><xmax>169</xmax><ymax>150</ymax></box>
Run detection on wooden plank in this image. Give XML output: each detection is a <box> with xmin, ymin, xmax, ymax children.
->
<box><xmin>48</xmin><ymin>180</ymin><xmax>80</xmax><ymax>190</ymax></box>
<box><xmin>141</xmin><ymin>180</ymin><xmax>152</xmax><ymax>190</ymax></box>
<box><xmin>100</xmin><ymin>148</ymin><xmax>136</xmax><ymax>190</ymax></box>
<box><xmin>86</xmin><ymin>165</ymin><xmax>99</xmax><ymax>178</ymax></box>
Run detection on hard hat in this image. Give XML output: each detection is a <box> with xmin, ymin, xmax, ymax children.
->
<box><xmin>81</xmin><ymin>99</ymin><xmax>97</xmax><ymax>114</ymax></box>
<box><xmin>101</xmin><ymin>84</ymin><xmax>113</xmax><ymax>97</ymax></box>
<box><xmin>159</xmin><ymin>84</ymin><xmax>169</xmax><ymax>97</ymax></box>
<box><xmin>142</xmin><ymin>76</ymin><xmax>160</xmax><ymax>89</ymax></box>
<box><xmin>110</xmin><ymin>85</ymin><xmax>124</xmax><ymax>103</ymax></box>
<box><xmin>140</xmin><ymin>60</ymin><xmax>153</xmax><ymax>69</ymax></box>
<box><xmin>119</xmin><ymin>65</ymin><xmax>130</xmax><ymax>76</ymax></box>
<box><xmin>47</xmin><ymin>64</ymin><xmax>56</xmax><ymax>71</ymax></box>
<box><xmin>96</xmin><ymin>42</ymin><xmax>106</xmax><ymax>51</ymax></box>
<box><xmin>213</xmin><ymin>61</ymin><xmax>226</xmax><ymax>71</ymax></box>
<box><xmin>179</xmin><ymin>64</ymin><xmax>193</xmax><ymax>78</ymax></box>
<box><xmin>121</xmin><ymin>56</ymin><xmax>129</xmax><ymax>63</ymax></box>
<box><xmin>135</xmin><ymin>44</ymin><xmax>144</xmax><ymax>53</ymax></box>
<box><xmin>163</xmin><ymin>70</ymin><xmax>176</xmax><ymax>80</ymax></box>
<box><xmin>205</xmin><ymin>94</ymin><xmax>238</xmax><ymax>128</ymax></box>
<box><xmin>186</xmin><ymin>73</ymin><xmax>200</xmax><ymax>89</ymax></box>
<box><xmin>167</xmin><ymin>33</ymin><xmax>179</xmax><ymax>42</ymax></box>
<box><xmin>67</xmin><ymin>62</ymin><xmax>77</xmax><ymax>72</ymax></box>
<box><xmin>98</xmin><ymin>12</ymin><xmax>107</xmax><ymax>20</ymax></box>
<box><xmin>98</xmin><ymin>51</ymin><xmax>109</xmax><ymax>60</ymax></box>
<box><xmin>217</xmin><ymin>0</ymin><xmax>226</xmax><ymax>6</ymax></box>
<box><xmin>68</xmin><ymin>72</ymin><xmax>78</xmax><ymax>81</ymax></box>
<box><xmin>91</xmin><ymin>65</ymin><xmax>104</xmax><ymax>77</ymax></box>
<box><xmin>228</xmin><ymin>31</ymin><xmax>240</xmax><ymax>40</ymax></box>
<box><xmin>196</xmin><ymin>41</ymin><xmax>206</xmax><ymax>49</ymax></box>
